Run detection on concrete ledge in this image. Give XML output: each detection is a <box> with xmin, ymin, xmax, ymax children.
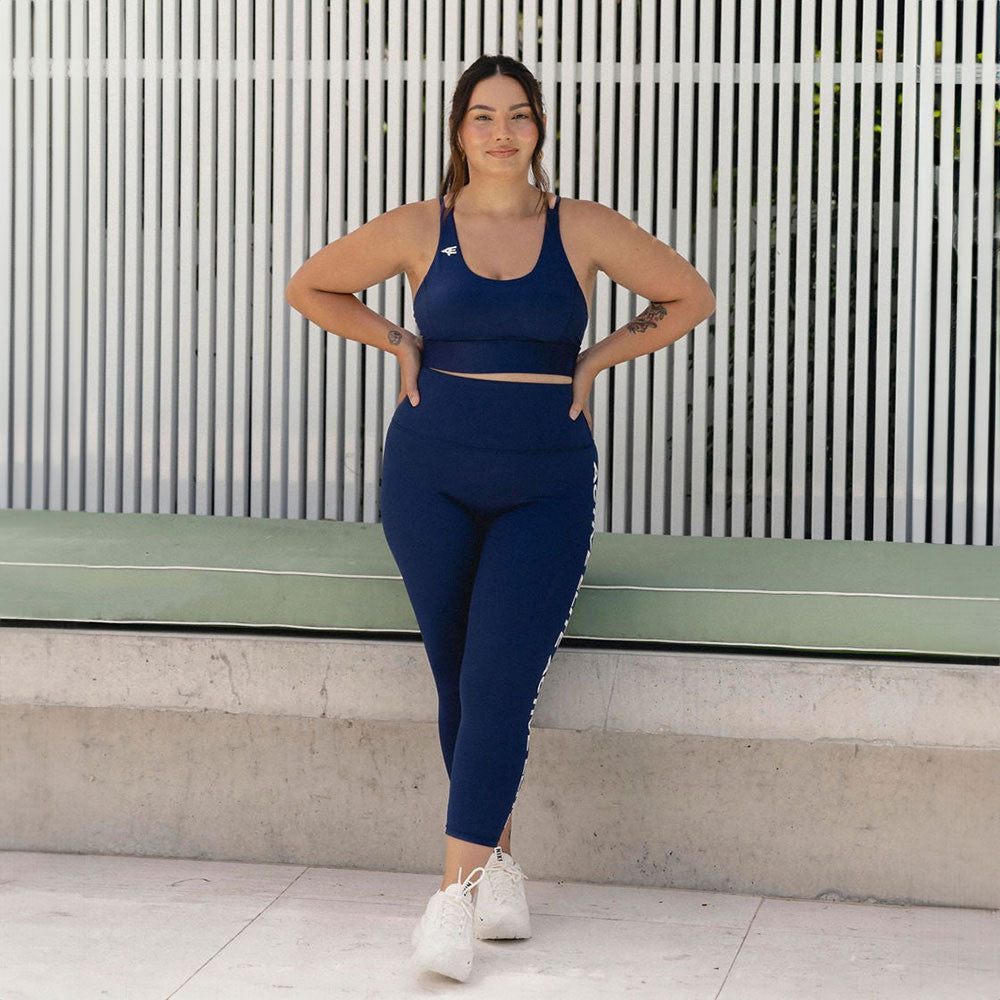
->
<box><xmin>2</xmin><ymin>627</ymin><xmax>997</xmax><ymax>748</ymax></box>
<box><xmin>2</xmin><ymin>627</ymin><xmax>998</xmax><ymax>908</ymax></box>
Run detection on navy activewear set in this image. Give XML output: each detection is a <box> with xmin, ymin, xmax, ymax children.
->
<box><xmin>379</xmin><ymin>195</ymin><xmax>598</xmax><ymax>848</ymax></box>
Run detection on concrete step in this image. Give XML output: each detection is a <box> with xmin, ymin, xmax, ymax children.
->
<box><xmin>1</xmin><ymin>626</ymin><xmax>998</xmax><ymax>908</ymax></box>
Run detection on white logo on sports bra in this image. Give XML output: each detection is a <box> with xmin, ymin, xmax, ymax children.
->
<box><xmin>441</xmin><ymin>245</ymin><xmax>458</xmax><ymax>256</ymax></box>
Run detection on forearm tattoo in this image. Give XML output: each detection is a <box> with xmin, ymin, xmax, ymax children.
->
<box><xmin>626</xmin><ymin>301</ymin><xmax>668</xmax><ymax>335</ymax></box>
<box><xmin>386</xmin><ymin>328</ymin><xmax>403</xmax><ymax>346</ymax></box>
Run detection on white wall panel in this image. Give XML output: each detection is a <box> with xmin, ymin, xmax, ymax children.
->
<box><xmin>3</xmin><ymin>0</ymin><xmax>998</xmax><ymax>545</ymax></box>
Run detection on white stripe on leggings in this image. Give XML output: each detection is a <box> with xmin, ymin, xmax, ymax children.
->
<box><xmin>509</xmin><ymin>459</ymin><xmax>600</xmax><ymax>814</ymax></box>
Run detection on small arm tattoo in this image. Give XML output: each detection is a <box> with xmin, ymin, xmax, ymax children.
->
<box><xmin>386</xmin><ymin>328</ymin><xmax>403</xmax><ymax>346</ymax></box>
<box><xmin>626</xmin><ymin>301</ymin><xmax>668</xmax><ymax>335</ymax></box>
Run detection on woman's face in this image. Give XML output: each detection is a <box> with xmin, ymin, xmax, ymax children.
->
<box><xmin>457</xmin><ymin>73</ymin><xmax>542</xmax><ymax>180</ymax></box>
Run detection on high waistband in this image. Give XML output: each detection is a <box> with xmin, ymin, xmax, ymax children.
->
<box><xmin>388</xmin><ymin>366</ymin><xmax>595</xmax><ymax>453</ymax></box>
<box><xmin>421</xmin><ymin>339</ymin><xmax>578</xmax><ymax>377</ymax></box>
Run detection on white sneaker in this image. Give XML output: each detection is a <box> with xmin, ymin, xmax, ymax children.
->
<box><xmin>474</xmin><ymin>846</ymin><xmax>532</xmax><ymax>940</ymax></box>
<box><xmin>410</xmin><ymin>866</ymin><xmax>486</xmax><ymax>982</ymax></box>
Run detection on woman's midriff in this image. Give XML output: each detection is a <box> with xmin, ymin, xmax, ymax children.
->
<box><xmin>428</xmin><ymin>368</ymin><xmax>573</xmax><ymax>384</ymax></box>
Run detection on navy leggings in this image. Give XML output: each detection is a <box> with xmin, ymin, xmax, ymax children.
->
<box><xmin>379</xmin><ymin>366</ymin><xmax>599</xmax><ymax>848</ymax></box>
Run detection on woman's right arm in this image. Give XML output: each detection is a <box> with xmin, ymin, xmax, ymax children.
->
<box><xmin>285</xmin><ymin>202</ymin><xmax>428</xmax><ymax>406</ymax></box>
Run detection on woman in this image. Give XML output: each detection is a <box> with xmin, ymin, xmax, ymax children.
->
<box><xmin>286</xmin><ymin>54</ymin><xmax>715</xmax><ymax>983</ymax></box>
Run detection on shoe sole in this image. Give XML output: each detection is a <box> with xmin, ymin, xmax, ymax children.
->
<box><xmin>411</xmin><ymin>916</ymin><xmax>475</xmax><ymax>982</ymax></box>
<box><xmin>474</xmin><ymin>920</ymin><xmax>532</xmax><ymax>940</ymax></box>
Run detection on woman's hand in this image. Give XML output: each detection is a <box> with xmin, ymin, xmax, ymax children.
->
<box><xmin>394</xmin><ymin>330</ymin><xmax>424</xmax><ymax>406</ymax></box>
<box><xmin>569</xmin><ymin>354</ymin><xmax>597</xmax><ymax>433</ymax></box>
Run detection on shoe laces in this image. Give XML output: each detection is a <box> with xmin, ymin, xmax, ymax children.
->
<box><xmin>438</xmin><ymin>865</ymin><xmax>485</xmax><ymax>934</ymax></box>
<box><xmin>485</xmin><ymin>854</ymin><xmax>529</xmax><ymax>903</ymax></box>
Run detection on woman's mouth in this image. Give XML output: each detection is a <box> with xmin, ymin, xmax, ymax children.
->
<box><xmin>488</xmin><ymin>148</ymin><xmax>518</xmax><ymax>158</ymax></box>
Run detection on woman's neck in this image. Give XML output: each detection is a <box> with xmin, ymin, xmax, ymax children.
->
<box><xmin>453</xmin><ymin>179</ymin><xmax>544</xmax><ymax>218</ymax></box>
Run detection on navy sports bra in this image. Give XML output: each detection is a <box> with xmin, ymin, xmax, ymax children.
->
<box><xmin>412</xmin><ymin>195</ymin><xmax>589</xmax><ymax>377</ymax></box>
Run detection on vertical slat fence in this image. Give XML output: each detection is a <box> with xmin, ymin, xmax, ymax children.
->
<box><xmin>3</xmin><ymin>0</ymin><xmax>997</xmax><ymax>545</ymax></box>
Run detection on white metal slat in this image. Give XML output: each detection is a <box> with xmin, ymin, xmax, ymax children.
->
<box><xmin>731</xmin><ymin>1</ymin><xmax>755</xmax><ymax>538</ymax></box>
<box><xmin>811</xmin><ymin>2</ymin><xmax>837</xmax><ymax>538</ymax></box>
<box><xmin>324</xmin><ymin>0</ymin><xmax>348</xmax><ymax>521</ymax></box>
<box><xmin>464</xmin><ymin>0</ymin><xmax>480</xmax><ymax>66</ymax></box>
<box><xmin>250</xmin><ymin>0</ymin><xmax>273</xmax><ymax>517</ymax></box>
<box><xmin>909</xmin><ymin>2</ymin><xmax>936</xmax><ymax>543</ymax></box>
<box><xmin>688</xmin><ymin>0</ymin><xmax>716</xmax><ymax>538</ymax></box>
<box><xmin>443</xmin><ymin>0</ymin><xmax>461</xmax><ymax>169</ymax></box>
<box><xmin>139</xmin><ymin>3</ymin><xmax>162</xmax><ymax>513</ymax></box>
<box><xmin>285</xmin><ymin>8</ymin><xmax>305</xmax><ymax>520</ymax></box>
<box><xmin>576</xmin><ymin>0</ymin><xmax>601</xmax><ymax>526</ymax></box>
<box><xmin>269</xmin><ymin>4</ymin><xmax>292</xmax><ymax>518</ymax></box>
<box><xmin>650</xmin><ymin>0</ymin><xmax>676</xmax><ymax>535</ymax></box>
<box><xmin>752</xmin><ymin>0</ymin><xmax>776</xmax><ymax>538</ymax></box>
<box><xmin>555</xmin><ymin>0</ymin><xmax>577</xmax><ymax>198</ymax></box>
<box><xmin>12</xmin><ymin>0</ymin><xmax>30</xmax><ymax>510</ymax></box>
<box><xmin>150</xmin><ymin>8</ymin><xmax>172</xmax><ymax>513</ymax></box>
<box><xmin>382</xmin><ymin>0</ymin><xmax>404</xmax><ymax>490</ymax></box>
<box><xmin>771</xmin><ymin>0</ymin><xmax>798</xmax><ymax>541</ymax></box>
<box><xmin>439</xmin><ymin>0</ymin><xmax>459</xmax><ymax>201</ymax></box>
<box><xmin>711</xmin><ymin>3</ymin><xmax>737</xmax><ymax>537</ymax></box>
<box><xmin>850</xmin><ymin>3</ymin><xmax>875</xmax><ymax>541</ymax></box>
<box><xmin>520</xmin><ymin>0</ymin><xmax>538</xmax><ymax>69</ymax></box>
<box><xmin>342</xmin><ymin>0</ymin><xmax>366</xmax><ymax>522</ymax></box>
<box><xmin>231</xmin><ymin>0</ymin><xmax>253</xmax><ymax>516</ymax></box>
<box><xmin>84</xmin><ymin>3</ymin><xmax>107</xmax><ymax>511</ymax></box>
<box><xmin>482</xmin><ymin>1</ymin><xmax>499</xmax><ymax>53</ymax></box>
<box><xmin>1</xmin><ymin>3</ymin><xmax>16</xmax><ymax>507</ymax></box>
<box><xmin>49</xmin><ymin>5</ymin><xmax>69</xmax><ymax>511</ymax></box>
<box><xmin>423</xmin><ymin>0</ymin><xmax>444</xmax><ymax>209</ymax></box>
<box><xmin>951</xmin><ymin>3</ymin><xmax>980</xmax><ymax>542</ymax></box>
<box><xmin>931</xmin><ymin>6</ymin><xmax>958</xmax><ymax>543</ymax></box>
<box><xmin>196</xmin><ymin>3</ymin><xmax>219</xmax><ymax>515</ymax></box>
<box><xmin>362</xmin><ymin>0</ymin><xmax>386</xmax><ymax>524</ymax></box>
<box><xmin>893</xmin><ymin>6</ymin><xmax>920</xmax><ymax>544</ymax></box>
<box><xmin>176</xmin><ymin>0</ymin><xmax>199</xmax><ymax>514</ymax></box>
<box><xmin>613</xmin><ymin>0</ymin><xmax>637</xmax><ymax>534</ymax></box>
<box><xmin>872</xmin><ymin>4</ymin><xmax>902</xmax><ymax>540</ymax></box>
<box><xmin>103</xmin><ymin>0</ymin><xmax>125</xmax><ymax>511</ymax></box>
<box><xmin>28</xmin><ymin>0</ymin><xmax>50</xmax><ymax>510</ymax></box>
<box><xmin>302</xmin><ymin>4</ymin><xmax>333</xmax><ymax>520</ymax></box>
<box><xmin>403</xmin><ymin>0</ymin><xmax>423</xmax><ymax>337</ymax></box>
<box><xmin>538</xmin><ymin>0</ymin><xmax>556</xmax><ymax>190</ymax></box>
<box><xmin>832</xmin><ymin>1</ymin><xmax>861</xmax><ymax>541</ymax></box>
<box><xmin>973</xmin><ymin>0</ymin><xmax>998</xmax><ymax>545</ymax></box>
<box><xmin>669</xmin><ymin>1</ymin><xmax>696</xmax><ymax>537</ymax></box>
<box><xmin>157</xmin><ymin>4</ymin><xmax>179</xmax><ymax>513</ymax></box>
<box><xmin>595</xmin><ymin>0</ymin><xmax>617</xmax><ymax>530</ymax></box>
<box><xmin>282</xmin><ymin>4</ymin><xmax>309</xmax><ymax>518</ymax></box>
<box><xmin>502</xmin><ymin>0</ymin><xmax>518</xmax><ymax>58</ymax></box>
<box><xmin>631</xmin><ymin>0</ymin><xmax>657</xmax><ymax>535</ymax></box>
<box><xmin>790</xmin><ymin>1</ymin><xmax>816</xmax><ymax>539</ymax></box>
<box><xmin>213</xmin><ymin>0</ymin><xmax>236</xmax><ymax>515</ymax></box>
<box><xmin>121</xmin><ymin>3</ymin><xmax>143</xmax><ymax>513</ymax></box>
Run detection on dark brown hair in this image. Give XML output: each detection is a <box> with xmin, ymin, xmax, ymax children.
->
<box><xmin>441</xmin><ymin>55</ymin><xmax>551</xmax><ymax>214</ymax></box>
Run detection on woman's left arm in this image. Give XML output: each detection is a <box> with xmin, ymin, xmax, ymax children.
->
<box><xmin>570</xmin><ymin>202</ymin><xmax>715</xmax><ymax>419</ymax></box>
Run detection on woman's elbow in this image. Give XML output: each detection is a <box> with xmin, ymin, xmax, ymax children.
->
<box><xmin>285</xmin><ymin>275</ymin><xmax>312</xmax><ymax>307</ymax></box>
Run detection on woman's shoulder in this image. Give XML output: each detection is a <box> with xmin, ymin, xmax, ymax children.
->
<box><xmin>555</xmin><ymin>195</ymin><xmax>622</xmax><ymax>227</ymax></box>
<box><xmin>379</xmin><ymin>197</ymin><xmax>441</xmax><ymax>234</ymax></box>
<box><xmin>554</xmin><ymin>197</ymin><xmax>628</xmax><ymax>264</ymax></box>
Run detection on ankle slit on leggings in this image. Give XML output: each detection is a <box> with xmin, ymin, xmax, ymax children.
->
<box><xmin>379</xmin><ymin>365</ymin><xmax>599</xmax><ymax>848</ymax></box>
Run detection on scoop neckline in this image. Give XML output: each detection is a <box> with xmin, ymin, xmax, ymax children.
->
<box><xmin>450</xmin><ymin>199</ymin><xmax>555</xmax><ymax>284</ymax></box>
